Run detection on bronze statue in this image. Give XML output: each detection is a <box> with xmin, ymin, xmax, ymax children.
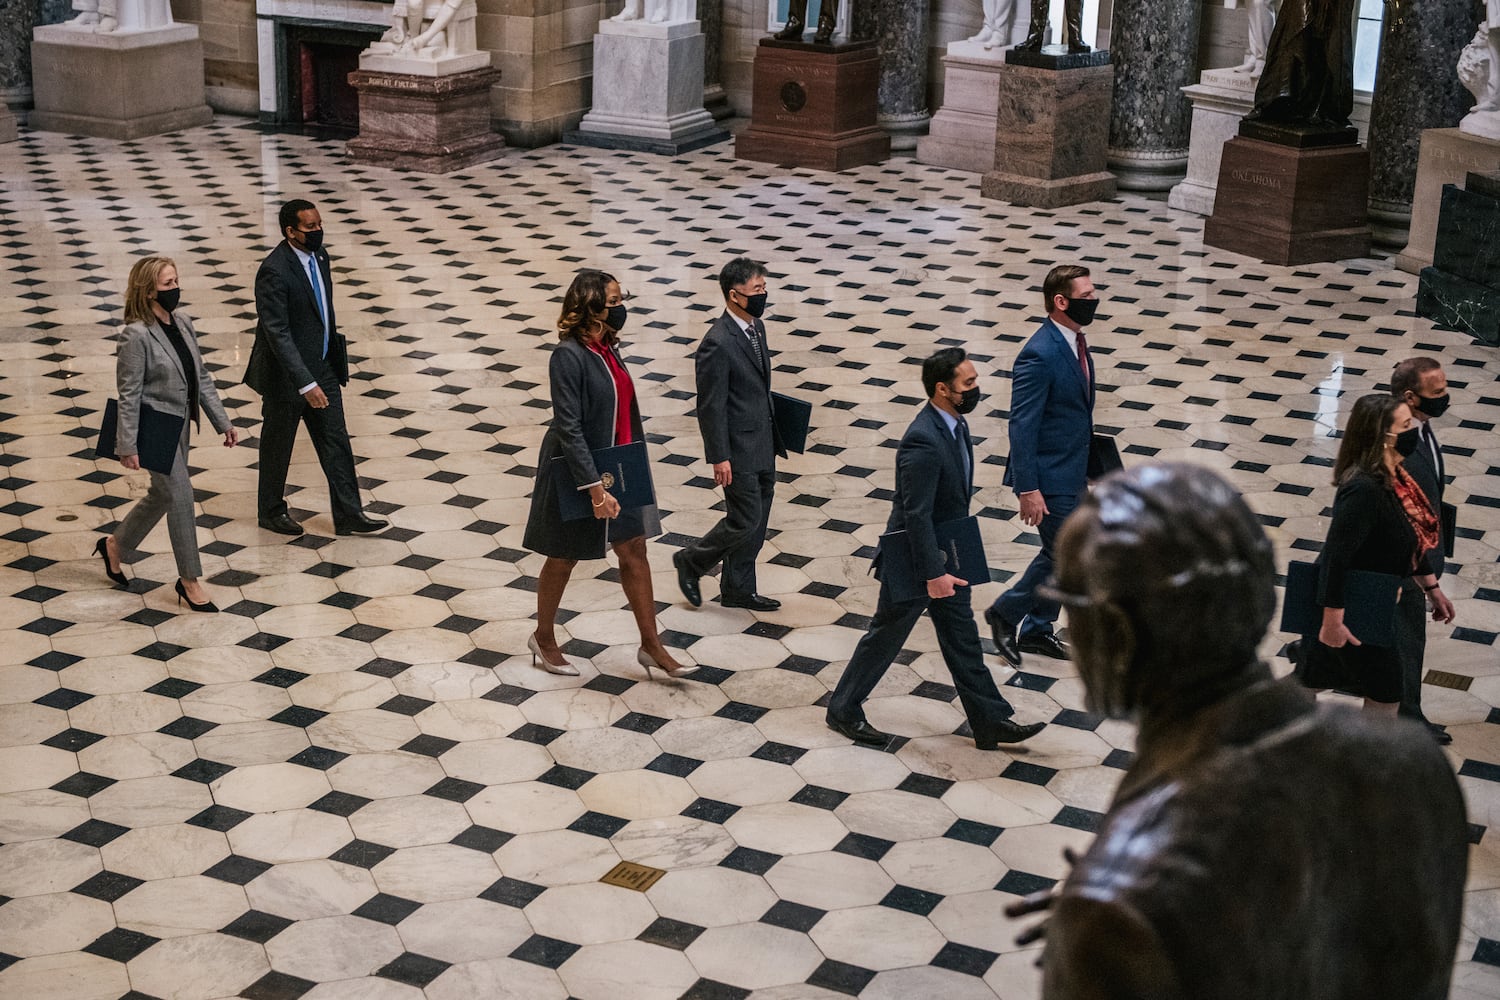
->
<box><xmin>1017</xmin><ymin>0</ymin><xmax>1089</xmax><ymax>53</ymax></box>
<box><xmin>1247</xmin><ymin>0</ymin><xmax>1358</xmax><ymax>128</ymax></box>
<box><xmin>775</xmin><ymin>0</ymin><xmax>836</xmax><ymax>45</ymax></box>
<box><xmin>1007</xmin><ymin>464</ymin><xmax>1468</xmax><ymax>1000</ymax></box>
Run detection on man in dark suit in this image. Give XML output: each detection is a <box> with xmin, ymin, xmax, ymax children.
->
<box><xmin>674</xmin><ymin>257</ymin><xmax>786</xmax><ymax>612</ymax></box>
<box><xmin>826</xmin><ymin>348</ymin><xmax>1045</xmax><ymax>749</ymax></box>
<box><xmin>986</xmin><ymin>264</ymin><xmax>1098</xmax><ymax>666</ymax></box>
<box><xmin>247</xmin><ymin>199</ymin><xmax>385</xmax><ymax>537</ymax></box>
<box><xmin>1392</xmin><ymin>356</ymin><xmax>1455</xmax><ymax>744</ymax></box>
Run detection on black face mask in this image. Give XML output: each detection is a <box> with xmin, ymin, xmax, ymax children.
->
<box><xmin>741</xmin><ymin>292</ymin><xmax>768</xmax><ymax>319</ymax></box>
<box><xmin>1392</xmin><ymin>427</ymin><xmax>1421</xmax><ymax>458</ymax></box>
<box><xmin>606</xmin><ymin>304</ymin><xmax>627</xmax><ymax>332</ymax></box>
<box><xmin>1411</xmin><ymin>393</ymin><xmax>1450</xmax><ymax>419</ymax></box>
<box><xmin>1063</xmin><ymin>296</ymin><xmax>1099</xmax><ymax>327</ymax></box>
<box><xmin>297</xmin><ymin>228</ymin><xmax>324</xmax><ymax>253</ymax></box>
<box><xmin>154</xmin><ymin>288</ymin><xmax>181</xmax><ymax>313</ymax></box>
<box><xmin>951</xmin><ymin>385</ymin><xmax>981</xmax><ymax>415</ymax></box>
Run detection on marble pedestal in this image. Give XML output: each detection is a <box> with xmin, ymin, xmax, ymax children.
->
<box><xmin>29</xmin><ymin>24</ymin><xmax>212</xmax><ymax>139</ymax></box>
<box><xmin>915</xmin><ymin>51</ymin><xmax>1004</xmax><ymax>173</ymax></box>
<box><xmin>0</xmin><ymin>105</ymin><xmax>16</xmax><ymax>143</ymax></box>
<box><xmin>980</xmin><ymin>59</ymin><xmax>1116</xmax><ymax>209</ymax></box>
<box><xmin>1395</xmin><ymin>128</ymin><xmax>1500</xmax><ymax>275</ymax></box>
<box><xmin>346</xmin><ymin>67</ymin><xmax>505</xmax><ymax>173</ymax></box>
<box><xmin>1168</xmin><ymin>68</ymin><xmax>1258</xmax><ymax>216</ymax></box>
<box><xmin>1417</xmin><ymin>173</ymin><xmax>1500</xmax><ymax>346</ymax></box>
<box><xmin>736</xmin><ymin>39</ymin><xmax>890</xmax><ymax>172</ymax></box>
<box><xmin>1204</xmin><ymin>136</ymin><xmax>1371</xmax><ymax>266</ymax></box>
<box><xmin>565</xmin><ymin>19</ymin><xmax>726</xmax><ymax>155</ymax></box>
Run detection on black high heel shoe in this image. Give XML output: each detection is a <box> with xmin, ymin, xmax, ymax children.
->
<box><xmin>96</xmin><ymin>537</ymin><xmax>128</xmax><ymax>587</ymax></box>
<box><xmin>174</xmin><ymin>579</ymin><xmax>218</xmax><ymax>613</ymax></box>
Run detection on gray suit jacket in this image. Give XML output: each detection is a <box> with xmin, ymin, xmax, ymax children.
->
<box><xmin>115</xmin><ymin>312</ymin><xmax>230</xmax><ymax>456</ymax></box>
<box><xmin>693</xmin><ymin>310</ymin><xmax>785</xmax><ymax>474</ymax></box>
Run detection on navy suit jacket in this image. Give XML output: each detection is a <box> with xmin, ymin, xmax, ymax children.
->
<box><xmin>1004</xmin><ymin>318</ymin><xmax>1095</xmax><ymax>497</ymax></box>
<box><xmin>877</xmin><ymin>403</ymin><xmax>974</xmax><ymax>582</ymax></box>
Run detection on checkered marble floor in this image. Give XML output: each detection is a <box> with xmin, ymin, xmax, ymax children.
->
<box><xmin>0</xmin><ymin>120</ymin><xmax>1498</xmax><ymax>1000</ymax></box>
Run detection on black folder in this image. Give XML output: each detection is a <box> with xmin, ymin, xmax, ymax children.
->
<box><xmin>1280</xmin><ymin>560</ymin><xmax>1401</xmax><ymax>647</ymax></box>
<box><xmin>772</xmin><ymin>392</ymin><xmax>812</xmax><ymax>455</ymax></box>
<box><xmin>1086</xmin><ymin>433</ymin><xmax>1124</xmax><ymax>480</ymax></box>
<box><xmin>96</xmin><ymin>398</ymin><xmax>183</xmax><ymax>475</ymax></box>
<box><xmin>879</xmin><ymin>515</ymin><xmax>990</xmax><ymax>604</ymax></box>
<box><xmin>552</xmin><ymin>441</ymin><xmax>654</xmax><ymax>521</ymax></box>
<box><xmin>1441</xmin><ymin>502</ymin><xmax>1457</xmax><ymax>559</ymax></box>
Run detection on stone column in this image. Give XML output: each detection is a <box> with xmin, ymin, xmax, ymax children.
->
<box><xmin>1366</xmin><ymin>0</ymin><xmax>1482</xmax><ymax>248</ymax></box>
<box><xmin>701</xmin><ymin>0</ymin><xmax>731</xmax><ymax>119</ymax></box>
<box><xmin>1105</xmin><ymin>0</ymin><xmax>1202</xmax><ymax>191</ymax></box>
<box><xmin>871</xmin><ymin>0</ymin><xmax>931</xmax><ymax>151</ymax></box>
<box><xmin>1</xmin><ymin>0</ymin><xmax>68</xmax><ymax>118</ymax></box>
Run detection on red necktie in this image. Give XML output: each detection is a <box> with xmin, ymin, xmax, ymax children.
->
<box><xmin>1076</xmin><ymin>329</ymin><xmax>1090</xmax><ymax>385</ymax></box>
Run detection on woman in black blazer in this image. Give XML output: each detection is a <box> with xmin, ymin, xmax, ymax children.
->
<box><xmin>1301</xmin><ymin>393</ymin><xmax>1454</xmax><ymax>715</ymax></box>
<box><xmin>522</xmin><ymin>270</ymin><xmax>695</xmax><ymax>680</ymax></box>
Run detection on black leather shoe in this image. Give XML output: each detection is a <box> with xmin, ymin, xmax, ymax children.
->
<box><xmin>1428</xmin><ymin>723</ymin><xmax>1453</xmax><ymax>746</ymax></box>
<box><xmin>258</xmin><ymin>514</ymin><xmax>303</xmax><ymax>536</ymax></box>
<box><xmin>722</xmin><ymin>594</ymin><xmax>781</xmax><ymax>612</ymax></box>
<box><xmin>672</xmin><ymin>551</ymin><xmax>702</xmax><ymax>608</ymax></box>
<box><xmin>335</xmin><ymin>515</ymin><xmax>388</xmax><ymax>536</ymax></box>
<box><xmin>975</xmin><ymin>718</ymin><xmax>1046</xmax><ymax>748</ymax></box>
<box><xmin>1018</xmin><ymin>633</ymin><xmax>1070</xmax><ymax>660</ymax></box>
<box><xmin>828</xmin><ymin>716</ymin><xmax>891</xmax><ymax>747</ymax></box>
<box><xmin>985</xmin><ymin>606</ymin><xmax>1022</xmax><ymax>667</ymax></box>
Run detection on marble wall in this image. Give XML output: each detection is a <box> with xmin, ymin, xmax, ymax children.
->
<box><xmin>172</xmin><ymin>0</ymin><xmax>259</xmax><ymax>114</ymax></box>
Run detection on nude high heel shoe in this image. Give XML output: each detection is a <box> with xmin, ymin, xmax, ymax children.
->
<box><xmin>638</xmin><ymin>648</ymin><xmax>698</xmax><ymax>680</ymax></box>
<box><xmin>528</xmin><ymin>633</ymin><xmax>579</xmax><ymax>676</ymax></box>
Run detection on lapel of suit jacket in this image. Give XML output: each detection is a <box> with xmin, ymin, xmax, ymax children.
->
<box><xmin>283</xmin><ymin>242</ymin><xmax>325</xmax><ymax>318</ymax></box>
<box><xmin>923</xmin><ymin>403</ymin><xmax>967</xmax><ymax>498</ymax></box>
<box><xmin>1045</xmin><ymin>318</ymin><xmax>1090</xmax><ymax>405</ymax></box>
<box><xmin>144</xmin><ymin>317</ymin><xmax>188</xmax><ymax>384</ymax></box>
<box><xmin>723</xmin><ymin>312</ymin><xmax>769</xmax><ymax>384</ymax></box>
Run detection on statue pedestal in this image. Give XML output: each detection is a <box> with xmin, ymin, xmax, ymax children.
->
<box><xmin>915</xmin><ymin>51</ymin><xmax>1005</xmax><ymax>173</ymax></box>
<box><xmin>565</xmin><ymin>19</ymin><xmax>727</xmax><ymax>155</ymax></box>
<box><xmin>0</xmin><ymin>105</ymin><xmax>16</xmax><ymax>143</ymax></box>
<box><xmin>29</xmin><ymin>23</ymin><xmax>212</xmax><ymax>139</ymax></box>
<box><xmin>1168</xmin><ymin>68</ymin><xmax>1258</xmax><ymax>216</ymax></box>
<box><xmin>1203</xmin><ymin>136</ymin><xmax>1371</xmax><ymax>265</ymax></box>
<box><xmin>979</xmin><ymin>57</ymin><xmax>1116</xmax><ymax>209</ymax></box>
<box><xmin>735</xmin><ymin>39</ymin><xmax>890</xmax><ymax>172</ymax></box>
<box><xmin>346</xmin><ymin>67</ymin><xmax>505</xmax><ymax>173</ymax></box>
<box><xmin>1417</xmin><ymin>172</ymin><xmax>1500</xmax><ymax>345</ymax></box>
<box><xmin>1395</xmin><ymin>128</ymin><xmax>1500</xmax><ymax>275</ymax></box>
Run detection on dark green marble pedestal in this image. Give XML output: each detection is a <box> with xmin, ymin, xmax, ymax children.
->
<box><xmin>1417</xmin><ymin>172</ymin><xmax>1500</xmax><ymax>345</ymax></box>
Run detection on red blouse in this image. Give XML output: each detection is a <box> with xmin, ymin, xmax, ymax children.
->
<box><xmin>588</xmin><ymin>339</ymin><xmax>634</xmax><ymax>446</ymax></box>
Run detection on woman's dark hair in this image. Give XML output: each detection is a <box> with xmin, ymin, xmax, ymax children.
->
<box><xmin>557</xmin><ymin>270</ymin><xmax>619</xmax><ymax>347</ymax></box>
<box><xmin>1333</xmin><ymin>393</ymin><xmax>1403</xmax><ymax>487</ymax></box>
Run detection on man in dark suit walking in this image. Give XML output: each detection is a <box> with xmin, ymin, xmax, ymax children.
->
<box><xmin>826</xmin><ymin>348</ymin><xmax>1044</xmax><ymax>749</ymax></box>
<box><xmin>986</xmin><ymin>264</ymin><xmax>1098</xmax><ymax>666</ymax></box>
<box><xmin>674</xmin><ymin>257</ymin><xmax>786</xmax><ymax>612</ymax></box>
<box><xmin>1392</xmin><ymin>356</ymin><xmax>1456</xmax><ymax>745</ymax></box>
<box><xmin>247</xmin><ymin>199</ymin><xmax>385</xmax><ymax>537</ymax></box>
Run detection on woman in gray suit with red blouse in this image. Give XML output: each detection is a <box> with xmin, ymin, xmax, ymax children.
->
<box><xmin>96</xmin><ymin>256</ymin><xmax>237</xmax><ymax>611</ymax></box>
<box><xmin>522</xmin><ymin>270</ymin><xmax>694</xmax><ymax>680</ymax></box>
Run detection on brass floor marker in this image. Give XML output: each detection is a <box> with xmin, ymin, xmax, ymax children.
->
<box><xmin>1425</xmin><ymin>670</ymin><xmax>1472</xmax><ymax>692</ymax></box>
<box><xmin>601</xmin><ymin>861</ymin><xmax>666</xmax><ymax>892</ymax></box>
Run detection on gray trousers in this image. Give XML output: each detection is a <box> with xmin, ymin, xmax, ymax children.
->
<box><xmin>113</xmin><ymin>423</ymin><xmax>200</xmax><ymax>579</ymax></box>
<box><xmin>1396</xmin><ymin>577</ymin><xmax>1429</xmax><ymax>722</ymax></box>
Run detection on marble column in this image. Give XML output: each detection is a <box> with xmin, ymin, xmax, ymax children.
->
<box><xmin>1366</xmin><ymin>0</ymin><xmax>1482</xmax><ymax>248</ymax></box>
<box><xmin>701</xmin><ymin>0</ymin><xmax>731</xmax><ymax>120</ymax></box>
<box><xmin>871</xmin><ymin>0</ymin><xmax>931</xmax><ymax>151</ymax></box>
<box><xmin>1</xmin><ymin>0</ymin><xmax>68</xmax><ymax>117</ymax></box>
<box><xmin>1105</xmin><ymin>0</ymin><xmax>1202</xmax><ymax>191</ymax></box>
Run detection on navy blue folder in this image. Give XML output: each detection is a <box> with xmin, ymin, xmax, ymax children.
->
<box><xmin>96</xmin><ymin>398</ymin><xmax>183</xmax><ymax>475</ymax></box>
<box><xmin>1441</xmin><ymin>502</ymin><xmax>1457</xmax><ymax>559</ymax></box>
<box><xmin>552</xmin><ymin>441</ymin><xmax>654</xmax><ymax>522</ymax></box>
<box><xmin>772</xmin><ymin>392</ymin><xmax>812</xmax><ymax>454</ymax></box>
<box><xmin>1280</xmin><ymin>560</ymin><xmax>1401</xmax><ymax>648</ymax></box>
<box><xmin>1086</xmin><ymin>433</ymin><xmax>1123</xmax><ymax>480</ymax></box>
<box><xmin>879</xmin><ymin>515</ymin><xmax>991</xmax><ymax>604</ymax></box>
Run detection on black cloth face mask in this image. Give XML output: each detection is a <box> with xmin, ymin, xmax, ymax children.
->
<box><xmin>606</xmin><ymin>304</ymin><xmax>627</xmax><ymax>332</ymax></box>
<box><xmin>952</xmin><ymin>386</ymin><xmax>981</xmax><ymax>415</ymax></box>
<box><xmin>1411</xmin><ymin>393</ymin><xmax>1450</xmax><ymax>419</ymax></box>
<box><xmin>741</xmin><ymin>292</ymin><xmax>768</xmax><ymax>319</ymax></box>
<box><xmin>1063</xmin><ymin>296</ymin><xmax>1100</xmax><ymax>327</ymax></box>
<box><xmin>154</xmin><ymin>288</ymin><xmax>181</xmax><ymax>313</ymax></box>
<box><xmin>1393</xmin><ymin>427</ymin><xmax>1421</xmax><ymax>458</ymax></box>
<box><xmin>298</xmin><ymin>229</ymin><xmax>324</xmax><ymax>253</ymax></box>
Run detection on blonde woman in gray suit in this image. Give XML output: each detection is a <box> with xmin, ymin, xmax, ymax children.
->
<box><xmin>96</xmin><ymin>256</ymin><xmax>237</xmax><ymax>612</ymax></box>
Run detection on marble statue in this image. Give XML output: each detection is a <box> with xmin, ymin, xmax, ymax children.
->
<box><xmin>775</xmin><ymin>0</ymin><xmax>837</xmax><ymax>45</ymax></box>
<box><xmin>612</xmin><ymin>0</ymin><xmax>694</xmax><ymax>23</ymax></box>
<box><xmin>1017</xmin><ymin>0</ymin><xmax>1088</xmax><ymax>53</ymax></box>
<box><xmin>1231</xmin><ymin>0</ymin><xmax>1281</xmax><ymax>75</ymax></box>
<box><xmin>1246</xmin><ymin>0</ymin><xmax>1358</xmax><ymax>129</ymax></box>
<box><xmin>966</xmin><ymin>0</ymin><xmax>1019</xmax><ymax>51</ymax></box>
<box><xmin>1004</xmin><ymin>463</ymin><xmax>1469</xmax><ymax>1000</ymax></box>
<box><xmin>369</xmin><ymin>0</ymin><xmax>469</xmax><ymax>58</ymax></box>
<box><xmin>1459</xmin><ymin>13</ymin><xmax>1500</xmax><ymax>138</ymax></box>
<box><xmin>65</xmin><ymin>0</ymin><xmax>172</xmax><ymax>33</ymax></box>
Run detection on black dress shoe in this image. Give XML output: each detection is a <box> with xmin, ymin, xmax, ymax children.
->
<box><xmin>985</xmin><ymin>606</ymin><xmax>1022</xmax><ymax>667</ymax></box>
<box><xmin>335</xmin><ymin>515</ymin><xmax>388</xmax><ymax>536</ymax></box>
<box><xmin>722</xmin><ymin>594</ymin><xmax>781</xmax><ymax>612</ymax></box>
<box><xmin>1428</xmin><ymin>723</ymin><xmax>1453</xmax><ymax>746</ymax></box>
<box><xmin>975</xmin><ymin>718</ymin><xmax>1046</xmax><ymax>748</ymax></box>
<box><xmin>827</xmin><ymin>716</ymin><xmax>891</xmax><ymax>747</ymax></box>
<box><xmin>258</xmin><ymin>514</ymin><xmax>303</xmax><ymax>536</ymax></box>
<box><xmin>1018</xmin><ymin>633</ymin><xmax>1070</xmax><ymax>660</ymax></box>
<box><xmin>672</xmin><ymin>551</ymin><xmax>702</xmax><ymax>608</ymax></box>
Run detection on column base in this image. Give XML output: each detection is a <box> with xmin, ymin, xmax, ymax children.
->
<box><xmin>29</xmin><ymin>27</ymin><xmax>212</xmax><ymax>140</ymax></box>
<box><xmin>980</xmin><ymin>170</ymin><xmax>1116</xmax><ymax>209</ymax></box>
<box><xmin>1108</xmin><ymin>146</ymin><xmax>1187</xmax><ymax>192</ymax></box>
<box><xmin>346</xmin><ymin>67</ymin><xmax>505</xmax><ymax>174</ymax></box>
<box><xmin>1368</xmin><ymin>197</ymin><xmax>1412</xmax><ymax>250</ymax></box>
<box><xmin>1395</xmin><ymin>128</ymin><xmax>1500</xmax><ymax>274</ymax></box>
<box><xmin>563</xmin><ymin>121</ymin><xmax>728</xmax><ymax>156</ymax></box>
<box><xmin>0</xmin><ymin>106</ymin><xmax>16</xmax><ymax>143</ymax></box>
<box><xmin>980</xmin><ymin>60</ymin><xmax>1116</xmax><ymax>208</ymax></box>
<box><xmin>879</xmin><ymin>110</ymin><xmax>930</xmax><ymax>153</ymax></box>
<box><xmin>736</xmin><ymin>39</ymin><xmax>891</xmax><ymax>172</ymax></box>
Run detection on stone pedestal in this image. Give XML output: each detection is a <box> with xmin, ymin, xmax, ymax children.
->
<box><xmin>1167</xmin><ymin>68</ymin><xmax>1257</xmax><ymax>215</ymax></box>
<box><xmin>346</xmin><ymin>67</ymin><xmax>505</xmax><ymax>173</ymax></box>
<box><xmin>915</xmin><ymin>53</ymin><xmax>1004</xmax><ymax>173</ymax></box>
<box><xmin>1203</xmin><ymin>136</ymin><xmax>1371</xmax><ymax>266</ymax></box>
<box><xmin>1396</xmin><ymin>128</ymin><xmax>1500</xmax><ymax>275</ymax></box>
<box><xmin>566</xmin><ymin>19</ymin><xmax>726</xmax><ymax>155</ymax></box>
<box><xmin>736</xmin><ymin>39</ymin><xmax>890</xmax><ymax>172</ymax></box>
<box><xmin>1417</xmin><ymin>174</ymin><xmax>1500</xmax><ymax>345</ymax></box>
<box><xmin>0</xmin><ymin>105</ymin><xmax>16</xmax><ymax>143</ymax></box>
<box><xmin>980</xmin><ymin>56</ymin><xmax>1116</xmax><ymax>209</ymax></box>
<box><xmin>29</xmin><ymin>23</ymin><xmax>212</xmax><ymax>139</ymax></box>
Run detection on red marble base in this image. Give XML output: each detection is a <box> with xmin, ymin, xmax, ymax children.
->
<box><xmin>346</xmin><ymin>67</ymin><xmax>505</xmax><ymax>174</ymax></box>
<box><xmin>735</xmin><ymin>39</ymin><xmax>890</xmax><ymax>172</ymax></box>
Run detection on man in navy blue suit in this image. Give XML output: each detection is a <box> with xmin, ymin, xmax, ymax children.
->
<box><xmin>826</xmin><ymin>348</ymin><xmax>1046</xmax><ymax>749</ymax></box>
<box><xmin>986</xmin><ymin>264</ymin><xmax>1098</xmax><ymax>666</ymax></box>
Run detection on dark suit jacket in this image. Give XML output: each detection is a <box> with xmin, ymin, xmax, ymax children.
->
<box><xmin>246</xmin><ymin>241</ymin><xmax>349</xmax><ymax>399</ymax></box>
<box><xmin>694</xmin><ymin>311</ymin><xmax>785</xmax><ymax>474</ymax></box>
<box><xmin>877</xmin><ymin>403</ymin><xmax>974</xmax><ymax>582</ymax></box>
<box><xmin>1403</xmin><ymin>423</ymin><xmax>1444</xmax><ymax>576</ymax></box>
<box><xmin>1004</xmin><ymin>318</ymin><xmax>1095</xmax><ymax>497</ymax></box>
<box><xmin>1316</xmin><ymin>472</ymin><xmax>1419</xmax><ymax>608</ymax></box>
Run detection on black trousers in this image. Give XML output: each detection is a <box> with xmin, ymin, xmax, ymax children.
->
<box><xmin>829</xmin><ymin>580</ymin><xmax>1016</xmax><ymax>739</ymax></box>
<box><xmin>682</xmin><ymin>467</ymin><xmax>774</xmax><ymax>600</ymax></box>
<box><xmin>1396</xmin><ymin>577</ymin><xmax>1430</xmax><ymax>722</ymax></box>
<box><xmin>257</xmin><ymin>378</ymin><xmax>361</xmax><ymax>523</ymax></box>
